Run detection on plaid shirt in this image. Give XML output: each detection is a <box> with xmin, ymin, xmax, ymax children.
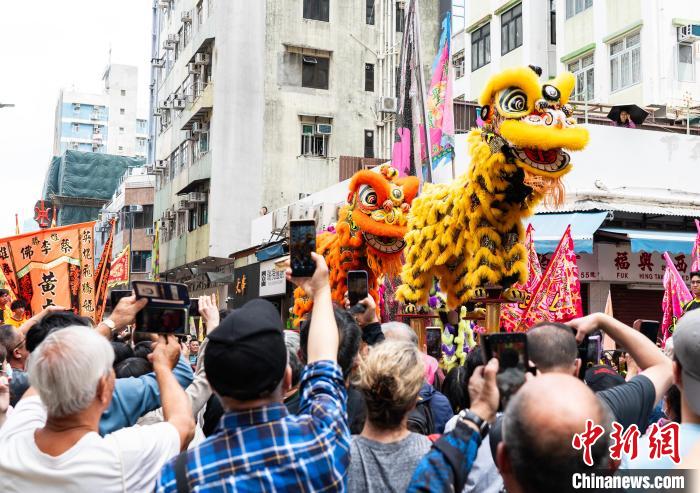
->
<box><xmin>156</xmin><ymin>360</ymin><xmax>350</xmax><ymax>493</ymax></box>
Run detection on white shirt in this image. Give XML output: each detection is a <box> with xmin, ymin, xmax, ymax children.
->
<box><xmin>0</xmin><ymin>396</ymin><xmax>180</xmax><ymax>493</ymax></box>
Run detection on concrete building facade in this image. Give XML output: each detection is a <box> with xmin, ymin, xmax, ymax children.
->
<box><xmin>52</xmin><ymin>64</ymin><xmax>149</xmax><ymax>159</ymax></box>
<box><xmin>150</xmin><ymin>0</ymin><xmax>444</xmax><ymax>287</ymax></box>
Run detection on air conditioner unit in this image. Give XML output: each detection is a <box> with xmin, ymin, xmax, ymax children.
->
<box><xmin>153</xmin><ymin>108</ymin><xmax>162</xmax><ymax>117</ymax></box>
<box><xmin>313</xmin><ymin>202</ymin><xmax>338</xmax><ymax>232</ymax></box>
<box><xmin>163</xmin><ymin>40</ymin><xmax>174</xmax><ymax>50</ymax></box>
<box><xmin>272</xmin><ymin>208</ymin><xmax>288</xmax><ymax>230</ymax></box>
<box><xmin>158</xmin><ymin>0</ymin><xmax>170</xmax><ymax>8</ymax></box>
<box><xmin>172</xmin><ymin>99</ymin><xmax>186</xmax><ymax>110</ymax></box>
<box><xmin>151</xmin><ymin>57</ymin><xmax>165</xmax><ymax>68</ymax></box>
<box><xmin>184</xmin><ymin>130</ymin><xmax>194</xmax><ymax>141</ymax></box>
<box><xmin>200</xmin><ymin>122</ymin><xmax>210</xmax><ymax>132</ymax></box>
<box><xmin>191</xmin><ymin>121</ymin><xmax>202</xmax><ymax>133</ymax></box>
<box><xmin>145</xmin><ymin>164</ymin><xmax>155</xmax><ymax>174</ymax></box>
<box><xmin>165</xmin><ymin>209</ymin><xmax>176</xmax><ymax>220</ymax></box>
<box><xmin>377</xmin><ymin>96</ymin><xmax>398</xmax><ymax>113</ymax></box>
<box><xmin>181</xmin><ymin>10</ymin><xmax>192</xmax><ymax>23</ymax></box>
<box><xmin>301</xmin><ymin>123</ymin><xmax>315</xmax><ymax>136</ymax></box>
<box><xmin>145</xmin><ymin>227</ymin><xmax>155</xmax><ymax>237</ymax></box>
<box><xmin>155</xmin><ymin>160</ymin><xmax>167</xmax><ymax>170</ymax></box>
<box><xmin>188</xmin><ymin>63</ymin><xmax>200</xmax><ymax>74</ymax></box>
<box><xmin>287</xmin><ymin>203</ymin><xmax>311</xmax><ymax>221</ymax></box>
<box><xmin>128</xmin><ymin>205</ymin><xmax>144</xmax><ymax>213</ymax></box>
<box><xmin>194</xmin><ymin>53</ymin><xmax>210</xmax><ymax>65</ymax></box>
<box><xmin>316</xmin><ymin>124</ymin><xmax>333</xmax><ymax>135</ymax></box>
<box><xmin>187</xmin><ymin>192</ymin><xmax>206</xmax><ymax>203</ymax></box>
<box><xmin>178</xmin><ymin>199</ymin><xmax>194</xmax><ymax>210</ymax></box>
<box><xmin>679</xmin><ymin>24</ymin><xmax>700</xmax><ymax>42</ymax></box>
<box><xmin>167</xmin><ymin>34</ymin><xmax>178</xmax><ymax>43</ymax></box>
<box><xmin>159</xmin><ymin>100</ymin><xmax>170</xmax><ymax>110</ymax></box>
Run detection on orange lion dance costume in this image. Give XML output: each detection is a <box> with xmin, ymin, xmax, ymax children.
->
<box><xmin>293</xmin><ymin>164</ymin><xmax>419</xmax><ymax>320</ymax></box>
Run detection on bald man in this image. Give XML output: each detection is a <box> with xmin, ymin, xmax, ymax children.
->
<box><xmin>497</xmin><ymin>374</ymin><xmax>614</xmax><ymax>493</ymax></box>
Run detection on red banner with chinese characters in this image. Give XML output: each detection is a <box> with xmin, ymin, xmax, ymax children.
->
<box><xmin>692</xmin><ymin>219</ymin><xmax>700</xmax><ymax>272</ymax></box>
<box><xmin>518</xmin><ymin>225</ymin><xmax>583</xmax><ymax>330</ymax></box>
<box><xmin>661</xmin><ymin>252</ymin><xmax>692</xmax><ymax>342</ymax></box>
<box><xmin>0</xmin><ymin>222</ymin><xmax>103</xmax><ymax>321</ymax></box>
<box><xmin>501</xmin><ymin>224</ymin><xmax>542</xmax><ymax>332</ymax></box>
<box><xmin>108</xmin><ymin>245</ymin><xmax>130</xmax><ymax>288</ymax></box>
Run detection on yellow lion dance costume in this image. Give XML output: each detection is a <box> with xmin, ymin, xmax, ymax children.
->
<box><xmin>397</xmin><ymin>65</ymin><xmax>589</xmax><ymax>308</ymax></box>
<box><xmin>294</xmin><ymin>164</ymin><xmax>419</xmax><ymax>319</ymax></box>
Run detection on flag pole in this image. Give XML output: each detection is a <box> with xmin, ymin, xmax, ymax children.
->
<box><xmin>412</xmin><ymin>0</ymin><xmax>434</xmax><ymax>184</ymax></box>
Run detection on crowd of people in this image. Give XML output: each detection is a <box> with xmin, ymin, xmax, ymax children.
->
<box><xmin>0</xmin><ymin>260</ymin><xmax>697</xmax><ymax>492</ymax></box>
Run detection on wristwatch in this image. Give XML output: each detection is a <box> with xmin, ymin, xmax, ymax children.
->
<box><xmin>101</xmin><ymin>318</ymin><xmax>116</xmax><ymax>332</ymax></box>
<box><xmin>459</xmin><ymin>408</ymin><xmax>490</xmax><ymax>439</ymax></box>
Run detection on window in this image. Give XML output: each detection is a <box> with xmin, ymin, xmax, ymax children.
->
<box><xmin>119</xmin><ymin>127</ymin><xmax>125</xmax><ymax>134</ymax></box>
<box><xmin>198</xmin><ymin>131</ymin><xmax>209</xmax><ymax>154</ymax></box>
<box><xmin>566</xmin><ymin>0</ymin><xmax>592</xmax><ymax>19</ymax></box>
<box><xmin>302</xmin><ymin>55</ymin><xmax>329</xmax><ymax>89</ymax></box>
<box><xmin>678</xmin><ymin>42</ymin><xmax>694</xmax><ymax>82</ymax></box>
<box><xmin>196</xmin><ymin>0</ymin><xmax>204</xmax><ymax>25</ymax></box>
<box><xmin>501</xmin><ymin>4</ymin><xmax>522</xmax><ymax>55</ymax></box>
<box><xmin>303</xmin><ymin>0</ymin><xmax>329</xmax><ymax>22</ymax></box>
<box><xmin>120</xmin><ymin>108</ymin><xmax>125</xmax><ymax>115</ymax></box>
<box><xmin>183</xmin><ymin>17</ymin><xmax>192</xmax><ymax>46</ymax></box>
<box><xmin>131</xmin><ymin>251</ymin><xmax>152</xmax><ymax>273</ymax></box>
<box><xmin>72</xmin><ymin>123</ymin><xmax>80</xmax><ymax>133</ymax></box>
<box><xmin>567</xmin><ymin>53</ymin><xmax>594</xmax><ymax>101</ymax></box>
<box><xmin>364</xmin><ymin>130</ymin><xmax>374</xmax><ymax>158</ymax></box>
<box><xmin>453</xmin><ymin>50</ymin><xmax>465</xmax><ymax>78</ymax></box>
<box><xmin>471</xmin><ymin>23</ymin><xmax>491</xmax><ymax>71</ymax></box>
<box><xmin>550</xmin><ymin>0</ymin><xmax>556</xmax><ymax>44</ymax></box>
<box><xmin>396</xmin><ymin>2</ymin><xmax>405</xmax><ymax>32</ymax></box>
<box><xmin>300</xmin><ymin>123</ymin><xmax>329</xmax><ymax>157</ymax></box>
<box><xmin>365</xmin><ymin>63</ymin><xmax>375</xmax><ymax>91</ymax></box>
<box><xmin>366</xmin><ymin>0</ymin><xmax>375</xmax><ymax>25</ymax></box>
<box><xmin>120</xmin><ymin>89</ymin><xmax>126</xmax><ymax>96</ymax></box>
<box><xmin>609</xmin><ymin>32</ymin><xmax>640</xmax><ymax>92</ymax></box>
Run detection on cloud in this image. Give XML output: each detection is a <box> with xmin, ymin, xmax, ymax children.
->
<box><xmin>0</xmin><ymin>0</ymin><xmax>150</xmax><ymax>236</ymax></box>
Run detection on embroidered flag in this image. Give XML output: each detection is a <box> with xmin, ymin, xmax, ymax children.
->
<box><xmin>108</xmin><ymin>245</ymin><xmax>130</xmax><ymax>288</ymax></box>
<box><xmin>661</xmin><ymin>251</ymin><xmax>693</xmax><ymax>341</ymax></box>
<box><xmin>424</xmin><ymin>12</ymin><xmax>454</xmax><ymax>173</ymax></box>
<box><xmin>518</xmin><ymin>225</ymin><xmax>583</xmax><ymax>330</ymax></box>
<box><xmin>0</xmin><ymin>222</ymin><xmax>100</xmax><ymax>321</ymax></box>
<box><xmin>501</xmin><ymin>224</ymin><xmax>541</xmax><ymax>332</ymax></box>
<box><xmin>692</xmin><ymin>219</ymin><xmax>700</xmax><ymax>272</ymax></box>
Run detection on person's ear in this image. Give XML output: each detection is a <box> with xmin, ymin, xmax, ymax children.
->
<box><xmin>283</xmin><ymin>365</ymin><xmax>292</xmax><ymax>393</ymax></box>
<box><xmin>496</xmin><ymin>442</ymin><xmax>511</xmax><ymax>474</ymax></box>
<box><xmin>574</xmin><ymin>358</ymin><xmax>582</xmax><ymax>377</ymax></box>
<box><xmin>673</xmin><ymin>361</ymin><xmax>682</xmax><ymax>388</ymax></box>
<box><xmin>96</xmin><ymin>372</ymin><xmax>114</xmax><ymax>405</ymax></box>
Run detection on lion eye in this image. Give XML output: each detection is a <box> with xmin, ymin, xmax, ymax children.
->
<box><xmin>499</xmin><ymin>88</ymin><xmax>528</xmax><ymax>114</ymax></box>
<box><xmin>358</xmin><ymin>185</ymin><xmax>378</xmax><ymax>209</ymax></box>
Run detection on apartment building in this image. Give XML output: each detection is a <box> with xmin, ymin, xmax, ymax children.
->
<box><xmin>149</xmin><ymin>0</ymin><xmax>443</xmax><ymax>286</ymax></box>
<box><xmin>454</xmin><ymin>0</ymin><xmax>700</xmax><ymax>113</ymax></box>
<box><xmin>52</xmin><ymin>64</ymin><xmax>148</xmax><ymax>158</ymax></box>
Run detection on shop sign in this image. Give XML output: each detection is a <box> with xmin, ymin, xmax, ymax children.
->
<box><xmin>259</xmin><ymin>258</ymin><xmax>287</xmax><ymax>297</ymax></box>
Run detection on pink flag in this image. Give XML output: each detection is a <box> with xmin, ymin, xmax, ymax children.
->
<box><xmin>692</xmin><ymin>219</ymin><xmax>700</xmax><ymax>272</ymax></box>
<box><xmin>661</xmin><ymin>252</ymin><xmax>693</xmax><ymax>341</ymax></box>
<box><xmin>517</xmin><ymin>226</ymin><xmax>583</xmax><ymax>331</ymax></box>
<box><xmin>501</xmin><ymin>225</ymin><xmax>542</xmax><ymax>331</ymax></box>
<box><xmin>392</xmin><ymin>128</ymin><xmax>412</xmax><ymax>177</ymax></box>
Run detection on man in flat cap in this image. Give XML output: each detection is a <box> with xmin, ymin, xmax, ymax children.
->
<box><xmin>157</xmin><ymin>253</ymin><xmax>349</xmax><ymax>492</ymax></box>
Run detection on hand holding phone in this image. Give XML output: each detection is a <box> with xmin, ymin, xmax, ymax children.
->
<box><xmin>483</xmin><ymin>332</ymin><xmax>531</xmax><ymax>411</ymax></box>
<box><xmin>133</xmin><ymin>281</ymin><xmax>190</xmax><ymax>335</ymax></box>
<box><xmin>425</xmin><ymin>326</ymin><xmax>442</xmax><ymax>361</ymax></box>
<box><xmin>285</xmin><ymin>251</ymin><xmax>329</xmax><ymax>299</ymax></box>
<box><xmin>290</xmin><ymin>220</ymin><xmax>317</xmax><ymax>277</ymax></box>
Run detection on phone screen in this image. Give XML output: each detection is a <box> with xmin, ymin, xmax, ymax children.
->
<box><xmin>639</xmin><ymin>321</ymin><xmax>660</xmax><ymax>344</ymax></box>
<box><xmin>290</xmin><ymin>220</ymin><xmax>316</xmax><ymax>277</ymax></box>
<box><xmin>189</xmin><ymin>299</ymin><xmax>200</xmax><ymax>318</ymax></box>
<box><xmin>347</xmin><ymin>270</ymin><xmax>368</xmax><ymax>306</ymax></box>
<box><xmin>136</xmin><ymin>306</ymin><xmax>188</xmax><ymax>335</ymax></box>
<box><xmin>425</xmin><ymin>327</ymin><xmax>442</xmax><ymax>361</ymax></box>
<box><xmin>491</xmin><ymin>341</ymin><xmax>527</xmax><ymax>372</ymax></box>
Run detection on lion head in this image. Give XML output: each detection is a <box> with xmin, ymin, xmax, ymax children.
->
<box><xmin>478</xmin><ymin>65</ymin><xmax>589</xmax><ymax>180</ymax></box>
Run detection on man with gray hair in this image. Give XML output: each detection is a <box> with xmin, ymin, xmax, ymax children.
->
<box><xmin>0</xmin><ymin>327</ymin><xmax>194</xmax><ymax>492</ymax></box>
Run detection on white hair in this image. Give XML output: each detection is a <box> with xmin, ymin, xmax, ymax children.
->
<box><xmin>28</xmin><ymin>326</ymin><xmax>114</xmax><ymax>418</ymax></box>
<box><xmin>381</xmin><ymin>321</ymin><xmax>418</xmax><ymax>345</ymax></box>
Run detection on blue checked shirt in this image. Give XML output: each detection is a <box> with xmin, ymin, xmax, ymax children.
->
<box><xmin>156</xmin><ymin>360</ymin><xmax>350</xmax><ymax>492</ymax></box>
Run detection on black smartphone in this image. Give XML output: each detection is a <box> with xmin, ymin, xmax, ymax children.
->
<box><xmin>638</xmin><ymin>320</ymin><xmax>660</xmax><ymax>345</ymax></box>
<box><xmin>425</xmin><ymin>326</ymin><xmax>442</xmax><ymax>361</ymax></box>
<box><xmin>290</xmin><ymin>220</ymin><xmax>317</xmax><ymax>277</ymax></box>
<box><xmin>110</xmin><ymin>289</ymin><xmax>131</xmax><ymax>310</ymax></box>
<box><xmin>133</xmin><ymin>281</ymin><xmax>190</xmax><ymax>335</ymax></box>
<box><xmin>577</xmin><ymin>333</ymin><xmax>602</xmax><ymax>379</ymax></box>
<box><xmin>483</xmin><ymin>333</ymin><xmax>529</xmax><ymax>373</ymax></box>
<box><xmin>189</xmin><ymin>298</ymin><xmax>200</xmax><ymax>318</ymax></box>
<box><xmin>347</xmin><ymin>270</ymin><xmax>368</xmax><ymax>306</ymax></box>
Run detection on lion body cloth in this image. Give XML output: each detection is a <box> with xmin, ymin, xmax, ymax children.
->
<box><xmin>397</xmin><ymin>66</ymin><xmax>589</xmax><ymax>309</ymax></box>
<box><xmin>293</xmin><ymin>165</ymin><xmax>419</xmax><ymax>320</ymax></box>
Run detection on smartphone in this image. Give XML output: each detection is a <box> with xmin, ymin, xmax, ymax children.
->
<box><xmin>133</xmin><ymin>281</ymin><xmax>190</xmax><ymax>335</ymax></box>
<box><xmin>290</xmin><ymin>220</ymin><xmax>317</xmax><ymax>277</ymax></box>
<box><xmin>483</xmin><ymin>333</ymin><xmax>529</xmax><ymax>373</ymax></box>
<box><xmin>577</xmin><ymin>333</ymin><xmax>602</xmax><ymax>379</ymax></box>
<box><xmin>425</xmin><ymin>326</ymin><xmax>442</xmax><ymax>361</ymax></box>
<box><xmin>347</xmin><ymin>270</ymin><xmax>368</xmax><ymax>306</ymax></box>
<box><xmin>189</xmin><ymin>298</ymin><xmax>200</xmax><ymax>318</ymax></box>
<box><xmin>110</xmin><ymin>289</ymin><xmax>132</xmax><ymax>309</ymax></box>
<box><xmin>637</xmin><ymin>320</ymin><xmax>660</xmax><ymax>345</ymax></box>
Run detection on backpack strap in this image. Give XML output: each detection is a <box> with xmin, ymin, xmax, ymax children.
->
<box><xmin>433</xmin><ymin>437</ymin><xmax>469</xmax><ymax>493</ymax></box>
<box><xmin>174</xmin><ymin>450</ymin><xmax>190</xmax><ymax>493</ymax></box>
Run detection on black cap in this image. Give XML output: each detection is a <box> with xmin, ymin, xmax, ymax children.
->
<box><xmin>205</xmin><ymin>299</ymin><xmax>287</xmax><ymax>401</ymax></box>
<box><xmin>584</xmin><ymin>364</ymin><xmax>625</xmax><ymax>393</ymax></box>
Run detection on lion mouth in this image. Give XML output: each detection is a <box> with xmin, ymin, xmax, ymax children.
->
<box><xmin>363</xmin><ymin>232</ymin><xmax>406</xmax><ymax>254</ymax></box>
<box><xmin>513</xmin><ymin>147</ymin><xmax>570</xmax><ymax>173</ymax></box>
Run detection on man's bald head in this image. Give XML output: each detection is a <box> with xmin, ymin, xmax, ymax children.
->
<box><xmin>499</xmin><ymin>374</ymin><xmax>612</xmax><ymax>493</ymax></box>
<box><xmin>527</xmin><ymin>322</ymin><xmax>578</xmax><ymax>374</ymax></box>
<box><xmin>381</xmin><ymin>322</ymin><xmax>418</xmax><ymax>346</ymax></box>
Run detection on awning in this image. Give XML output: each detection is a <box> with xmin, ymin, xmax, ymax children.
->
<box><xmin>524</xmin><ymin>212</ymin><xmax>608</xmax><ymax>253</ymax></box>
<box><xmin>598</xmin><ymin>228</ymin><xmax>697</xmax><ymax>253</ymax></box>
<box><xmin>176</xmin><ymin>178</ymin><xmax>209</xmax><ymax>196</ymax></box>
